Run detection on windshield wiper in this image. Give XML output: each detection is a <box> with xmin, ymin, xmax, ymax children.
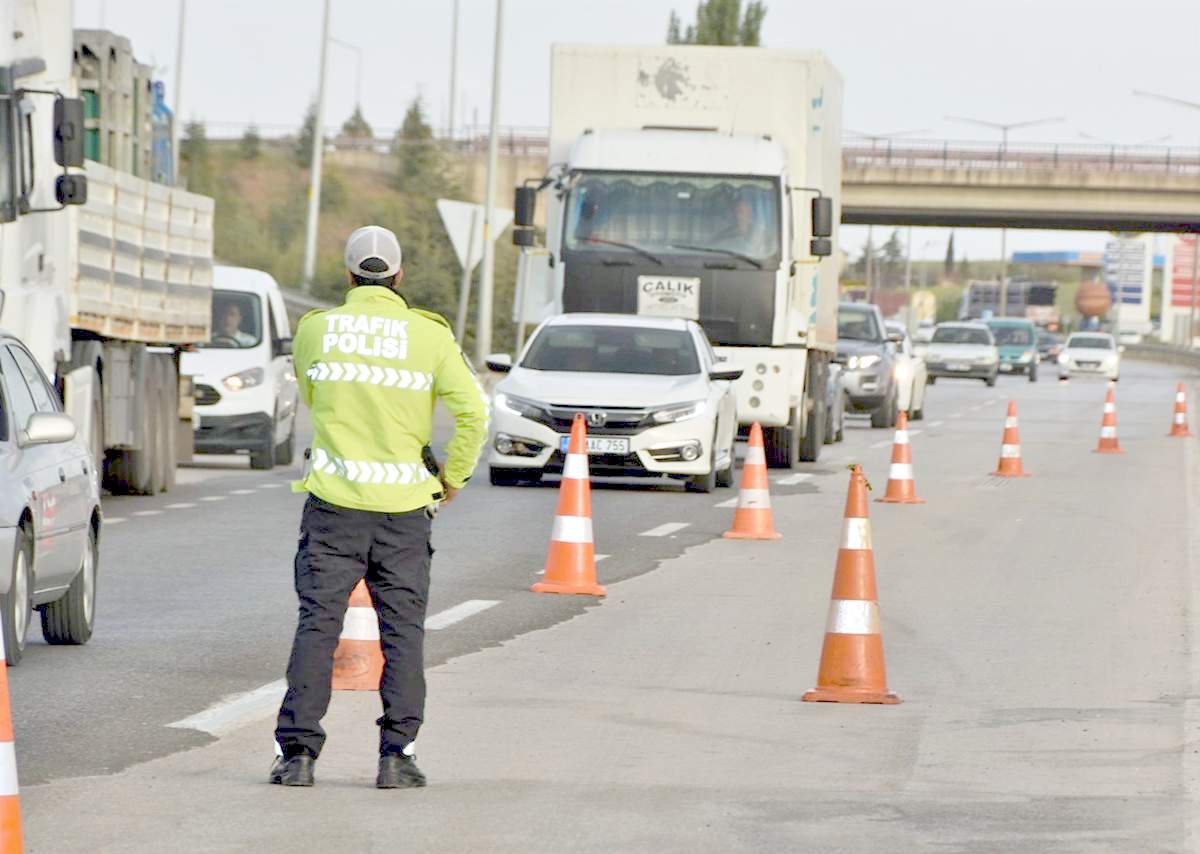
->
<box><xmin>667</xmin><ymin>243</ymin><xmax>763</xmax><ymax>269</ymax></box>
<box><xmin>581</xmin><ymin>238</ymin><xmax>663</xmax><ymax>266</ymax></box>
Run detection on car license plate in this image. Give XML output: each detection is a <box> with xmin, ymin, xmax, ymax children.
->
<box><xmin>1078</xmin><ymin>361</ymin><xmax>1100</xmax><ymax>370</ymax></box>
<box><xmin>559</xmin><ymin>436</ymin><xmax>630</xmax><ymax>455</ymax></box>
<box><xmin>637</xmin><ymin>276</ymin><xmax>700</xmax><ymax>320</ymax></box>
<box><xmin>949</xmin><ymin>362</ymin><xmax>970</xmax><ymax>371</ymax></box>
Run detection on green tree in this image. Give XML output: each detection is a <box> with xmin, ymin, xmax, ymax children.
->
<box><xmin>944</xmin><ymin>231</ymin><xmax>955</xmax><ymax>280</ymax></box>
<box><xmin>238</xmin><ymin>124</ymin><xmax>261</xmax><ymax>160</ymax></box>
<box><xmin>341</xmin><ymin>106</ymin><xmax>372</xmax><ymax>139</ymax></box>
<box><xmin>179</xmin><ymin>120</ymin><xmax>212</xmax><ymax>194</ymax></box>
<box><xmin>666</xmin><ymin>0</ymin><xmax>767</xmax><ymax>46</ymax></box>
<box><xmin>879</xmin><ymin>229</ymin><xmax>904</xmax><ymax>288</ymax></box>
<box><xmin>394</xmin><ymin>97</ymin><xmax>449</xmax><ymax>195</ymax></box>
<box><xmin>295</xmin><ymin>102</ymin><xmax>318</xmax><ymax>167</ymax></box>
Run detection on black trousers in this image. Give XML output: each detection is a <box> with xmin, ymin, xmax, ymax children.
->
<box><xmin>275</xmin><ymin>495</ymin><xmax>433</xmax><ymax>758</ymax></box>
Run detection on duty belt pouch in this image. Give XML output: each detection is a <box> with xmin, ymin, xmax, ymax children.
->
<box><xmin>422</xmin><ymin>445</ymin><xmax>444</xmax><ymax>501</ymax></box>
<box><xmin>301</xmin><ymin>447</ymin><xmax>313</xmax><ymax>481</ymax></box>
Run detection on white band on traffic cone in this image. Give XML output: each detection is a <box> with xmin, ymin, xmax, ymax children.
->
<box><xmin>840</xmin><ymin>517</ymin><xmax>872</xmax><ymax>550</ymax></box>
<box><xmin>736</xmin><ymin>488</ymin><xmax>772</xmax><ymax>509</ymax></box>
<box><xmin>1104</xmin><ymin>402</ymin><xmax>1115</xmax><ymax>414</ymax></box>
<box><xmin>1100</xmin><ymin>426</ymin><xmax>1116</xmax><ymax>439</ymax></box>
<box><xmin>550</xmin><ymin>515</ymin><xmax>594</xmax><ymax>544</ymax></box>
<box><xmin>1001</xmin><ymin>444</ymin><xmax>1021</xmax><ymax>458</ymax></box>
<box><xmin>888</xmin><ymin>463</ymin><xmax>914</xmax><ymax>481</ymax></box>
<box><xmin>825</xmin><ymin>599</ymin><xmax>881</xmax><ymax>635</ymax></box>
<box><xmin>1176</xmin><ymin>413</ymin><xmax>1186</xmax><ymax>424</ymax></box>
<box><xmin>562</xmin><ymin>453</ymin><xmax>589</xmax><ymax>480</ymax></box>
<box><xmin>341</xmin><ymin>607</ymin><xmax>380</xmax><ymax>641</ymax></box>
<box><xmin>1178</xmin><ymin>392</ymin><xmax>1187</xmax><ymax>403</ymax></box>
<box><xmin>1005</xmin><ymin>416</ymin><xmax>1018</xmax><ymax>429</ymax></box>
<box><xmin>893</xmin><ymin>431</ymin><xmax>909</xmax><ymax>445</ymax></box>
<box><xmin>744</xmin><ymin>445</ymin><xmax>766</xmax><ymax>466</ymax></box>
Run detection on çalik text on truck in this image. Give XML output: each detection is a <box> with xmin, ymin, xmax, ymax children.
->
<box><xmin>511</xmin><ymin>45</ymin><xmax>842</xmax><ymax>466</ymax></box>
<box><xmin>0</xmin><ymin>0</ymin><xmax>216</xmax><ymax>495</ymax></box>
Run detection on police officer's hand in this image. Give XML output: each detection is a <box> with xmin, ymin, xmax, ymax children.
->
<box><xmin>440</xmin><ymin>482</ymin><xmax>461</xmax><ymax>505</ymax></box>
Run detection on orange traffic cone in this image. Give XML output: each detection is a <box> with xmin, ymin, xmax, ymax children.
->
<box><xmin>803</xmin><ymin>465</ymin><xmax>899</xmax><ymax>705</ymax></box>
<box><xmin>1168</xmin><ymin>382</ymin><xmax>1193</xmax><ymax>438</ymax></box>
<box><xmin>723</xmin><ymin>422</ymin><xmax>781</xmax><ymax>540</ymax></box>
<box><xmin>991</xmin><ymin>401</ymin><xmax>1030</xmax><ymax>477</ymax></box>
<box><xmin>1094</xmin><ymin>383</ymin><xmax>1123</xmax><ymax>454</ymax></box>
<box><xmin>331</xmin><ymin>580</ymin><xmax>383</xmax><ymax>691</ymax></box>
<box><xmin>532</xmin><ymin>413</ymin><xmax>605</xmax><ymax>596</ymax></box>
<box><xmin>877</xmin><ymin>411</ymin><xmax>924</xmax><ymax>504</ymax></box>
<box><xmin>0</xmin><ymin>633</ymin><xmax>22</xmax><ymax>851</ymax></box>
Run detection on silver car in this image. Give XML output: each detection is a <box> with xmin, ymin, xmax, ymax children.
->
<box><xmin>0</xmin><ymin>334</ymin><xmax>101</xmax><ymax>664</ymax></box>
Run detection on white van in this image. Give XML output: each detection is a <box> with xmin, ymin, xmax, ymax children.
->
<box><xmin>180</xmin><ymin>266</ymin><xmax>300</xmax><ymax>470</ymax></box>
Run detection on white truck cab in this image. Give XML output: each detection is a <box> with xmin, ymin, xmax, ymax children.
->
<box><xmin>180</xmin><ymin>266</ymin><xmax>298</xmax><ymax>470</ymax></box>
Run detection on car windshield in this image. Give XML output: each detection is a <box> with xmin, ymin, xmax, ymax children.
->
<box><xmin>202</xmin><ymin>290</ymin><xmax>263</xmax><ymax>349</ymax></box>
<box><xmin>989</xmin><ymin>325</ymin><xmax>1034</xmax><ymax>346</ymax></box>
<box><xmin>837</xmin><ymin>307</ymin><xmax>882</xmax><ymax>342</ymax></box>
<box><xmin>1038</xmin><ymin>332</ymin><xmax>1061</xmax><ymax>345</ymax></box>
<box><xmin>522</xmin><ymin>325</ymin><xmax>701</xmax><ymax>376</ymax></box>
<box><xmin>932</xmin><ymin>326</ymin><xmax>992</xmax><ymax>345</ymax></box>
<box><xmin>564</xmin><ymin>171</ymin><xmax>780</xmax><ymax>262</ymax></box>
<box><xmin>1068</xmin><ymin>335</ymin><xmax>1113</xmax><ymax>350</ymax></box>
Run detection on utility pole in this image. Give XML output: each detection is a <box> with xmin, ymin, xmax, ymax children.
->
<box><xmin>329</xmin><ymin>38</ymin><xmax>363</xmax><ymax>111</ymax></box>
<box><xmin>945</xmin><ymin>115</ymin><xmax>1064</xmax><ymax>316</ymax></box>
<box><xmin>474</xmin><ymin>0</ymin><xmax>504</xmax><ymax>365</ymax></box>
<box><xmin>448</xmin><ymin>0</ymin><xmax>460</xmax><ymax>141</ymax></box>
<box><xmin>302</xmin><ymin>0</ymin><xmax>332</xmax><ymax>293</ymax></box>
<box><xmin>904</xmin><ymin>225</ymin><xmax>914</xmax><ymax>333</ymax></box>
<box><xmin>171</xmin><ymin>0</ymin><xmax>187</xmax><ymax>185</ymax></box>
<box><xmin>864</xmin><ymin>225</ymin><xmax>874</xmax><ymax>302</ymax></box>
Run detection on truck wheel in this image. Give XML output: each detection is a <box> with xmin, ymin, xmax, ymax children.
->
<box><xmin>799</xmin><ymin>395</ymin><xmax>824</xmax><ymax>462</ymax></box>
<box><xmin>275</xmin><ymin>420</ymin><xmax>296</xmax><ymax>466</ymax></box>
<box><xmin>764</xmin><ymin>408</ymin><xmax>800</xmax><ymax>469</ymax></box>
<box><xmin>40</xmin><ymin>525</ymin><xmax>96</xmax><ymax>646</ymax></box>
<box><xmin>2</xmin><ymin>526</ymin><xmax>32</xmax><ymax>666</ymax></box>
<box><xmin>159</xmin><ymin>359</ymin><xmax>178</xmax><ymax>491</ymax></box>
<box><xmin>104</xmin><ymin>353</ymin><xmax>156</xmax><ymax>495</ymax></box>
<box><xmin>250</xmin><ymin>422</ymin><xmax>275</xmax><ymax>471</ymax></box>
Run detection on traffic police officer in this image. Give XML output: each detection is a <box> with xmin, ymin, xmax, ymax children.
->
<box><xmin>271</xmin><ymin>225</ymin><xmax>488</xmax><ymax>788</ymax></box>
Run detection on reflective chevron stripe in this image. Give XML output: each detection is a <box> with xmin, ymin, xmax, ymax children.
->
<box><xmin>306</xmin><ymin>362</ymin><xmax>434</xmax><ymax>390</ymax></box>
<box><xmin>310</xmin><ymin>447</ymin><xmax>432</xmax><ymax>485</ymax></box>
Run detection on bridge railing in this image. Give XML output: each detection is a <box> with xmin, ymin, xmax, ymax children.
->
<box><xmin>843</xmin><ymin>139</ymin><xmax>1200</xmax><ymax>176</ymax></box>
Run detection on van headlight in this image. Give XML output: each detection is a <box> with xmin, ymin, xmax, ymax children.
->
<box><xmin>651</xmin><ymin>401</ymin><xmax>706</xmax><ymax>424</ymax></box>
<box><xmin>223</xmin><ymin>367</ymin><xmax>264</xmax><ymax>391</ymax></box>
<box><xmin>848</xmin><ymin>354</ymin><xmax>881</xmax><ymax>370</ymax></box>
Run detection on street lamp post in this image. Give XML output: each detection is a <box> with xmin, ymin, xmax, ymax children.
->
<box><xmin>171</xmin><ymin>0</ymin><xmax>187</xmax><ymax>185</ymax></box>
<box><xmin>474</xmin><ymin>0</ymin><xmax>504</xmax><ymax>366</ymax></box>
<box><xmin>329</xmin><ymin>38</ymin><xmax>363</xmax><ymax>113</ymax></box>
<box><xmin>301</xmin><ymin>0</ymin><xmax>332</xmax><ymax>294</ymax></box>
<box><xmin>945</xmin><ymin>115</ymin><xmax>1065</xmax><ymax>317</ymax></box>
<box><xmin>448</xmin><ymin>0</ymin><xmax>460</xmax><ymax>142</ymax></box>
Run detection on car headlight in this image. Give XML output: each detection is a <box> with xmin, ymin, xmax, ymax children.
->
<box><xmin>494</xmin><ymin>392</ymin><xmax>545</xmax><ymax>419</ymax></box>
<box><xmin>651</xmin><ymin>400</ymin><xmax>707</xmax><ymax>424</ymax></box>
<box><xmin>1020</xmin><ymin>349</ymin><xmax>1034</xmax><ymax>362</ymax></box>
<box><xmin>848</xmin><ymin>354</ymin><xmax>881</xmax><ymax>370</ymax></box>
<box><xmin>974</xmin><ymin>354</ymin><xmax>995</xmax><ymax>365</ymax></box>
<box><xmin>1058</xmin><ymin>353</ymin><xmax>1069</xmax><ymax>365</ymax></box>
<box><xmin>223</xmin><ymin>367</ymin><xmax>264</xmax><ymax>391</ymax></box>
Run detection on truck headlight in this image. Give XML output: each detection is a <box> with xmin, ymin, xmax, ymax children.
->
<box><xmin>848</xmin><ymin>354</ymin><xmax>881</xmax><ymax>370</ymax></box>
<box><xmin>652</xmin><ymin>401</ymin><xmax>706</xmax><ymax>424</ymax></box>
<box><xmin>223</xmin><ymin>367</ymin><xmax>264</xmax><ymax>391</ymax></box>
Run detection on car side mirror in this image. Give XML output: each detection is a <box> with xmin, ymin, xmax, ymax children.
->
<box><xmin>485</xmin><ymin>353</ymin><xmax>513</xmax><ymax>373</ymax></box>
<box><xmin>709</xmin><ymin>369</ymin><xmax>743</xmax><ymax>382</ymax></box>
<box><xmin>53</xmin><ymin>97</ymin><xmax>86</xmax><ymax>168</ymax></box>
<box><xmin>275</xmin><ymin>337</ymin><xmax>293</xmax><ymax>356</ymax></box>
<box><xmin>20</xmin><ymin>412</ymin><xmax>76</xmax><ymax>447</ymax></box>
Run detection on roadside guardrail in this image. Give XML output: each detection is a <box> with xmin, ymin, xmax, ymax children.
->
<box><xmin>1124</xmin><ymin>343</ymin><xmax>1200</xmax><ymax>371</ymax></box>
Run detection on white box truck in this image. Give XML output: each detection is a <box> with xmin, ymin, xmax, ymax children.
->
<box><xmin>0</xmin><ymin>0</ymin><xmax>213</xmax><ymax>494</ymax></box>
<box><xmin>512</xmin><ymin>45</ymin><xmax>843</xmax><ymax>466</ymax></box>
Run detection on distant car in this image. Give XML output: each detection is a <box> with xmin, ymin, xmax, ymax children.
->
<box><xmin>985</xmin><ymin>317</ymin><xmax>1041</xmax><ymax>382</ymax></box>
<box><xmin>912</xmin><ymin>325</ymin><xmax>934</xmax><ymax>360</ymax></box>
<box><xmin>836</xmin><ymin>302</ymin><xmax>899</xmax><ymax>428</ymax></box>
<box><xmin>885</xmin><ymin>322</ymin><xmax>929</xmax><ymax>420</ymax></box>
<box><xmin>1037</xmin><ymin>330</ymin><xmax>1063</xmax><ymax>363</ymax></box>
<box><xmin>181</xmin><ymin>267</ymin><xmax>300</xmax><ymax>470</ymax></box>
<box><xmin>1058</xmin><ymin>332</ymin><xmax>1122</xmax><ymax>381</ymax></box>
<box><xmin>486</xmin><ymin>313</ymin><xmax>741</xmax><ymax>492</ymax></box>
<box><xmin>1117</xmin><ymin>329</ymin><xmax>1143</xmax><ymax>346</ymax></box>
<box><xmin>924</xmin><ymin>322</ymin><xmax>999</xmax><ymax>386</ymax></box>
<box><xmin>824</xmin><ymin>363</ymin><xmax>846</xmax><ymax>443</ymax></box>
<box><xmin>0</xmin><ymin>333</ymin><xmax>101</xmax><ymax>664</ymax></box>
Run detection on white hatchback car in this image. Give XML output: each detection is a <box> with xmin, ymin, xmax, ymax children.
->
<box><xmin>487</xmin><ymin>314</ymin><xmax>741</xmax><ymax>492</ymax></box>
<box><xmin>885</xmin><ymin>322</ymin><xmax>929</xmax><ymax>420</ymax></box>
<box><xmin>1058</xmin><ymin>332</ymin><xmax>1122</xmax><ymax>381</ymax></box>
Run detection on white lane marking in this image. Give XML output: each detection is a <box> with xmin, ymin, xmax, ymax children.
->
<box><xmin>929</xmin><ymin>420</ymin><xmax>945</xmax><ymax>428</ymax></box>
<box><xmin>258</xmin><ymin>483</ymin><xmax>284</xmax><ymax>489</ymax></box>
<box><xmin>133</xmin><ymin>510</ymin><xmax>162</xmax><ymax>517</ymax></box>
<box><xmin>105</xmin><ymin>517</ymin><xmax>126</xmax><ymax>525</ymax></box>
<box><xmin>200</xmin><ymin>496</ymin><xmax>226</xmax><ymax>502</ymax></box>
<box><xmin>775</xmin><ymin>473</ymin><xmax>813</xmax><ymax>486</ymax></box>
<box><xmin>907</xmin><ymin>428</ymin><xmax>923</xmax><ymax>436</ymax></box>
<box><xmin>595</xmin><ymin>554</ymin><xmax>610</xmax><ymax>562</ymax></box>
<box><xmin>229</xmin><ymin>489</ymin><xmax>257</xmax><ymax>495</ymax></box>
<box><xmin>950</xmin><ymin>413</ymin><xmax>964</xmax><ymax>419</ymax></box>
<box><xmin>869</xmin><ymin>440</ymin><xmax>891</xmax><ymax>449</ymax></box>
<box><xmin>167</xmin><ymin>679</ymin><xmax>287</xmax><ymax>737</ymax></box>
<box><xmin>425</xmin><ymin>599</ymin><xmax>500</xmax><ymax>630</ymax></box>
<box><xmin>165</xmin><ymin>502</ymin><xmax>197</xmax><ymax>510</ymax></box>
<box><xmin>639</xmin><ymin>522</ymin><xmax>690</xmax><ymax>537</ymax></box>
<box><xmin>715</xmin><ymin>497</ymin><xmax>739</xmax><ymax>508</ymax></box>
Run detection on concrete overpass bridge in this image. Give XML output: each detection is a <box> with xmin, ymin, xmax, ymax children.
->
<box><xmin>842</xmin><ymin>139</ymin><xmax>1200</xmax><ymax>232</ymax></box>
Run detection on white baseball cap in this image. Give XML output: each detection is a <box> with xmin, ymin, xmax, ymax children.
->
<box><xmin>344</xmin><ymin>225</ymin><xmax>403</xmax><ymax>279</ymax></box>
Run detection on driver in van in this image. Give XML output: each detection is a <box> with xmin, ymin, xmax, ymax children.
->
<box><xmin>217</xmin><ymin>301</ymin><xmax>256</xmax><ymax>347</ymax></box>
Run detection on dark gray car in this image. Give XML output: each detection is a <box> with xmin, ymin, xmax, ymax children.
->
<box><xmin>835</xmin><ymin>302</ymin><xmax>900</xmax><ymax>428</ymax></box>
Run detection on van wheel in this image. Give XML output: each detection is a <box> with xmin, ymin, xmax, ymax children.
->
<box><xmin>41</xmin><ymin>526</ymin><xmax>96</xmax><ymax>645</ymax></box>
<box><xmin>2</xmin><ymin>527</ymin><xmax>32</xmax><ymax>666</ymax></box>
<box><xmin>250</xmin><ymin>423</ymin><xmax>275</xmax><ymax>471</ymax></box>
<box><xmin>274</xmin><ymin>421</ymin><xmax>296</xmax><ymax>466</ymax></box>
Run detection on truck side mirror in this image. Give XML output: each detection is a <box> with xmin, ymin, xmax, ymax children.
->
<box><xmin>53</xmin><ymin>97</ymin><xmax>86</xmax><ymax>168</ymax></box>
<box><xmin>809</xmin><ymin>237</ymin><xmax>832</xmax><ymax>257</ymax></box>
<box><xmin>811</xmin><ymin>196</ymin><xmax>833</xmax><ymax>238</ymax></box>
<box><xmin>512</xmin><ymin>186</ymin><xmax>537</xmax><ymax>247</ymax></box>
<box><xmin>55</xmin><ymin>174</ymin><xmax>87</xmax><ymax>206</ymax></box>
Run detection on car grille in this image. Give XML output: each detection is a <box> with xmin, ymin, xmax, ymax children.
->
<box><xmin>195</xmin><ymin>384</ymin><xmax>221</xmax><ymax>406</ymax></box>
<box><xmin>530</xmin><ymin>405</ymin><xmax>653</xmax><ymax>436</ymax></box>
<box><xmin>1076</xmin><ymin>361</ymin><xmax>1100</xmax><ymax>369</ymax></box>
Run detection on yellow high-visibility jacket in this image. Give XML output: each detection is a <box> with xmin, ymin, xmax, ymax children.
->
<box><xmin>291</xmin><ymin>286</ymin><xmax>489</xmax><ymax>512</ymax></box>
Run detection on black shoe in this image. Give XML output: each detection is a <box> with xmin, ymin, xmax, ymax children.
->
<box><xmin>269</xmin><ymin>754</ymin><xmax>315</xmax><ymax>787</ymax></box>
<box><xmin>376</xmin><ymin>753</ymin><xmax>426</xmax><ymax>789</ymax></box>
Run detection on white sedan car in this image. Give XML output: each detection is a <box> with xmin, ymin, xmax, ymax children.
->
<box><xmin>486</xmin><ymin>314</ymin><xmax>741</xmax><ymax>492</ymax></box>
<box><xmin>885</xmin><ymin>322</ymin><xmax>929</xmax><ymax>420</ymax></box>
<box><xmin>0</xmin><ymin>333</ymin><xmax>101</xmax><ymax>664</ymax></box>
<box><xmin>1058</xmin><ymin>332</ymin><xmax>1122</xmax><ymax>381</ymax></box>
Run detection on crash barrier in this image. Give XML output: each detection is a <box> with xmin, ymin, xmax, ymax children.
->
<box><xmin>1124</xmin><ymin>343</ymin><xmax>1200</xmax><ymax>371</ymax></box>
<box><xmin>0</xmin><ymin>634</ymin><xmax>21</xmax><ymax>851</ymax></box>
<box><xmin>803</xmin><ymin>465</ymin><xmax>900</xmax><ymax>704</ymax></box>
<box><xmin>332</xmin><ymin>581</ymin><xmax>385</xmax><ymax>691</ymax></box>
<box><xmin>1094</xmin><ymin>383</ymin><xmax>1123</xmax><ymax>454</ymax></box>
<box><xmin>877</xmin><ymin>412</ymin><xmax>924</xmax><ymax>504</ymax></box>
<box><xmin>723</xmin><ymin>423</ymin><xmax>782</xmax><ymax>540</ymax></box>
<box><xmin>991</xmin><ymin>402</ymin><xmax>1030</xmax><ymax>477</ymax></box>
<box><xmin>532</xmin><ymin>413</ymin><xmax>606</xmax><ymax>596</ymax></box>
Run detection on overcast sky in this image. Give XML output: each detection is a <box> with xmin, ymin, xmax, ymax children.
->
<box><xmin>83</xmin><ymin>0</ymin><xmax>1200</xmax><ymax>263</ymax></box>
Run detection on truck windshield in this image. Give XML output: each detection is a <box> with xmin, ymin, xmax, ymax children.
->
<box><xmin>202</xmin><ymin>290</ymin><xmax>263</xmax><ymax>349</ymax></box>
<box><xmin>522</xmin><ymin>325</ymin><xmax>700</xmax><ymax>376</ymax></box>
<box><xmin>564</xmin><ymin>172</ymin><xmax>780</xmax><ymax>263</ymax></box>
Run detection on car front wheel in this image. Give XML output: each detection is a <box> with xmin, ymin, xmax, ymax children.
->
<box><xmin>2</xmin><ymin>527</ymin><xmax>32</xmax><ymax>666</ymax></box>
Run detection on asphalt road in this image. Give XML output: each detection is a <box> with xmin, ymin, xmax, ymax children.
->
<box><xmin>10</xmin><ymin>357</ymin><xmax>1195</xmax><ymax>826</ymax></box>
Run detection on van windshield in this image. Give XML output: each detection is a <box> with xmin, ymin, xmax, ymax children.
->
<box><xmin>202</xmin><ymin>290</ymin><xmax>263</xmax><ymax>348</ymax></box>
<box><xmin>989</xmin><ymin>325</ymin><xmax>1034</xmax><ymax>346</ymax></box>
